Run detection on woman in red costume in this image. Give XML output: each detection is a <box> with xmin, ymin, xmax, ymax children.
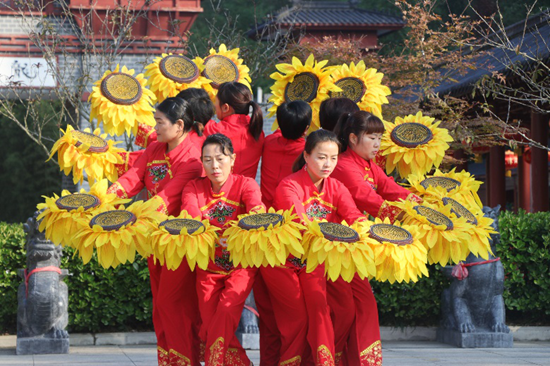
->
<box><xmin>273</xmin><ymin>130</ymin><xmax>367</xmax><ymax>366</ymax></box>
<box><xmin>107</xmin><ymin>97</ymin><xmax>204</xmax><ymax>365</ymax></box>
<box><xmin>204</xmin><ymin>82</ymin><xmax>264</xmax><ymax>179</ymax></box>
<box><xmin>331</xmin><ymin>111</ymin><xmax>422</xmax><ymax>366</ymax></box>
<box><xmin>181</xmin><ymin>133</ymin><xmax>264</xmax><ymax>366</ymax></box>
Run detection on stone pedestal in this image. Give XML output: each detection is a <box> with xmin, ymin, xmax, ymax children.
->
<box><xmin>437</xmin><ymin>328</ymin><xmax>513</xmax><ymax>348</ymax></box>
<box><xmin>16</xmin><ymin>337</ymin><xmax>70</xmax><ymax>355</ymax></box>
<box><xmin>236</xmin><ymin>333</ymin><xmax>260</xmax><ymax>350</ymax></box>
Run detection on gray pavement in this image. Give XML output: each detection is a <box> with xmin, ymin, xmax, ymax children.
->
<box><xmin>0</xmin><ymin>342</ymin><xmax>549</xmax><ymax>365</ymax></box>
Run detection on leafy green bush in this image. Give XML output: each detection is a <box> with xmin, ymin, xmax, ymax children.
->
<box><xmin>498</xmin><ymin>210</ymin><xmax>550</xmax><ymax>325</ymax></box>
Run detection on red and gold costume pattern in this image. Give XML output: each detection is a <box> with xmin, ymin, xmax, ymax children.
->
<box><xmin>181</xmin><ymin>174</ymin><xmax>264</xmax><ymax>366</ymax></box>
<box><xmin>107</xmin><ymin>138</ymin><xmax>203</xmax><ymax>366</ymax></box>
<box><xmin>204</xmin><ymin>114</ymin><xmax>264</xmax><ymax>179</ymax></box>
<box><xmin>135</xmin><ymin>122</ymin><xmax>210</xmax><ymax>151</ymax></box>
<box><xmin>332</xmin><ymin>148</ymin><xmax>421</xmax><ymax>222</ymax></box>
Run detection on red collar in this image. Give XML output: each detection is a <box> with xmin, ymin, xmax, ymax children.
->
<box><xmin>221</xmin><ymin>114</ymin><xmax>251</xmax><ymax>126</ymax></box>
<box><xmin>205</xmin><ymin>173</ymin><xmax>236</xmax><ymax>198</ymax></box>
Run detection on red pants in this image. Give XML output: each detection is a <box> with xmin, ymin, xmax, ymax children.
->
<box><xmin>327</xmin><ymin>279</ymin><xmax>356</xmax><ymax>366</ymax></box>
<box><xmin>346</xmin><ymin>276</ymin><xmax>382</xmax><ymax>366</ymax></box>
<box><xmin>259</xmin><ymin>266</ymin><xmax>308</xmax><ymax>366</ymax></box>
<box><xmin>197</xmin><ymin>267</ymin><xmax>258</xmax><ymax>366</ymax></box>
<box><xmin>253</xmin><ymin>272</ymin><xmax>281</xmax><ymax>366</ymax></box>
<box><xmin>148</xmin><ymin>257</ymin><xmax>200</xmax><ymax>366</ymax></box>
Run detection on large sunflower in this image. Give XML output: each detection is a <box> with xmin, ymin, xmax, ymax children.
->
<box><xmin>268</xmin><ymin>54</ymin><xmax>340</xmax><ymax>132</ymax></box>
<box><xmin>89</xmin><ymin>64</ymin><xmax>156</xmax><ymax>137</ymax></box>
<box><xmin>150</xmin><ymin>210</ymin><xmax>219</xmax><ymax>271</ymax></box>
<box><xmin>394</xmin><ymin>200</ymin><xmax>472</xmax><ymax>266</ymax></box>
<box><xmin>407</xmin><ymin>169</ymin><xmax>483</xmax><ymax>209</ymax></box>
<box><xmin>144</xmin><ymin>53</ymin><xmax>212</xmax><ymax>103</ymax></box>
<box><xmin>302</xmin><ymin>220</ymin><xmax>376</xmax><ymax>282</ymax></box>
<box><xmin>329</xmin><ymin>61</ymin><xmax>391</xmax><ymax>118</ymax></box>
<box><xmin>381</xmin><ymin>112</ymin><xmax>453</xmax><ymax>178</ymax></box>
<box><xmin>362</xmin><ymin>218</ymin><xmax>428</xmax><ymax>284</ymax></box>
<box><xmin>47</xmin><ymin>125</ymin><xmax>125</xmax><ymax>185</ymax></box>
<box><xmin>36</xmin><ymin>179</ymin><xmax>130</xmax><ymax>248</ymax></box>
<box><xmin>72</xmin><ymin>198</ymin><xmax>163</xmax><ymax>268</ymax></box>
<box><xmin>200</xmin><ymin>44</ymin><xmax>252</xmax><ymax>100</ymax></box>
<box><xmin>224</xmin><ymin>208</ymin><xmax>305</xmax><ymax>268</ymax></box>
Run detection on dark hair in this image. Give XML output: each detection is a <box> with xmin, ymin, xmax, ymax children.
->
<box><xmin>217</xmin><ymin>82</ymin><xmax>263</xmax><ymax>141</ymax></box>
<box><xmin>319</xmin><ymin>97</ymin><xmax>360</xmax><ymax>131</ymax></box>
<box><xmin>156</xmin><ymin>97</ymin><xmax>194</xmax><ymax>135</ymax></box>
<box><xmin>333</xmin><ymin>111</ymin><xmax>385</xmax><ymax>152</ymax></box>
<box><xmin>175</xmin><ymin>88</ymin><xmax>215</xmax><ymax>136</ymax></box>
<box><xmin>276</xmin><ymin>101</ymin><xmax>311</xmax><ymax>140</ymax></box>
<box><xmin>292</xmin><ymin>129</ymin><xmax>341</xmax><ymax>173</ymax></box>
<box><xmin>201</xmin><ymin>133</ymin><xmax>235</xmax><ymax>158</ymax></box>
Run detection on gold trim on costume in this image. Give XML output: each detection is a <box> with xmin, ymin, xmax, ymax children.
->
<box><xmin>157</xmin><ymin>346</ymin><xmax>170</xmax><ymax>366</ymax></box>
<box><xmin>208</xmin><ymin>336</ymin><xmax>225</xmax><ymax>366</ymax></box>
<box><xmin>169</xmin><ymin>348</ymin><xmax>192</xmax><ymax>366</ymax></box>
<box><xmin>200</xmin><ymin>197</ymin><xmax>243</xmax><ymax>212</ymax></box>
<box><xmin>316</xmin><ymin>345</ymin><xmax>335</xmax><ymax>366</ymax></box>
<box><xmin>107</xmin><ymin>182</ymin><xmax>129</xmax><ymax>199</ymax></box>
<box><xmin>359</xmin><ymin>340</ymin><xmax>382</xmax><ymax>366</ymax></box>
<box><xmin>280</xmin><ymin>355</ymin><xmax>302</xmax><ymax>366</ymax></box>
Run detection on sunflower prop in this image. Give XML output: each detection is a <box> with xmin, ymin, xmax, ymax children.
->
<box><xmin>302</xmin><ymin>220</ymin><xmax>376</xmax><ymax>282</ymax></box>
<box><xmin>150</xmin><ymin>211</ymin><xmax>219</xmax><ymax>271</ymax></box>
<box><xmin>47</xmin><ymin>125</ymin><xmax>125</xmax><ymax>185</ymax></box>
<box><xmin>72</xmin><ymin>199</ymin><xmax>163</xmax><ymax>268</ymax></box>
<box><xmin>268</xmin><ymin>54</ymin><xmax>340</xmax><ymax>132</ymax></box>
<box><xmin>36</xmin><ymin>179</ymin><xmax>130</xmax><ymax>248</ymax></box>
<box><xmin>329</xmin><ymin>61</ymin><xmax>391</xmax><ymax>118</ymax></box>
<box><xmin>364</xmin><ymin>218</ymin><xmax>428</xmax><ymax>284</ymax></box>
<box><xmin>89</xmin><ymin>64</ymin><xmax>156</xmax><ymax>137</ymax></box>
<box><xmin>144</xmin><ymin>53</ymin><xmax>211</xmax><ymax>103</ymax></box>
<box><xmin>381</xmin><ymin>112</ymin><xmax>453</xmax><ymax>178</ymax></box>
<box><xmin>407</xmin><ymin>169</ymin><xmax>483</xmax><ymax>209</ymax></box>
<box><xmin>394</xmin><ymin>200</ymin><xmax>472</xmax><ymax>266</ymax></box>
<box><xmin>224</xmin><ymin>208</ymin><xmax>305</xmax><ymax>268</ymax></box>
<box><xmin>200</xmin><ymin>44</ymin><xmax>252</xmax><ymax>99</ymax></box>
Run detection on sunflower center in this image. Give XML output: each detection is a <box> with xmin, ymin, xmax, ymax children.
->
<box><xmin>90</xmin><ymin>210</ymin><xmax>137</xmax><ymax>231</ymax></box>
<box><xmin>442</xmin><ymin>197</ymin><xmax>478</xmax><ymax>225</ymax></box>
<box><xmin>413</xmin><ymin>205</ymin><xmax>454</xmax><ymax>230</ymax></box>
<box><xmin>160</xmin><ymin>218</ymin><xmax>205</xmax><ymax>235</ymax></box>
<box><xmin>369</xmin><ymin>223</ymin><xmax>413</xmax><ymax>245</ymax></box>
<box><xmin>318</xmin><ymin>222</ymin><xmax>359</xmax><ymax>243</ymax></box>
<box><xmin>238</xmin><ymin>213</ymin><xmax>284</xmax><ymax>230</ymax></box>
<box><xmin>100</xmin><ymin>72</ymin><xmax>143</xmax><ymax>105</ymax></box>
<box><xmin>202</xmin><ymin>55</ymin><xmax>239</xmax><ymax>88</ymax></box>
<box><xmin>72</xmin><ymin>130</ymin><xmax>109</xmax><ymax>153</ymax></box>
<box><xmin>329</xmin><ymin>77</ymin><xmax>366</xmax><ymax>103</ymax></box>
<box><xmin>56</xmin><ymin>193</ymin><xmax>101</xmax><ymax>211</ymax></box>
<box><xmin>420</xmin><ymin>177</ymin><xmax>461</xmax><ymax>192</ymax></box>
<box><xmin>284</xmin><ymin>72</ymin><xmax>319</xmax><ymax>103</ymax></box>
<box><xmin>390</xmin><ymin>122</ymin><xmax>434</xmax><ymax>148</ymax></box>
<box><xmin>159</xmin><ymin>55</ymin><xmax>199</xmax><ymax>84</ymax></box>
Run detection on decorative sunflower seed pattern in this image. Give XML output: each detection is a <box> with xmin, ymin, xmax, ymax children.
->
<box><xmin>420</xmin><ymin>177</ymin><xmax>461</xmax><ymax>192</ymax></box>
<box><xmin>55</xmin><ymin>193</ymin><xmax>101</xmax><ymax>211</ymax></box>
<box><xmin>319</xmin><ymin>222</ymin><xmax>359</xmax><ymax>243</ymax></box>
<box><xmin>390</xmin><ymin>122</ymin><xmax>434</xmax><ymax>148</ymax></box>
<box><xmin>330</xmin><ymin>77</ymin><xmax>366</xmax><ymax>103</ymax></box>
<box><xmin>90</xmin><ymin>210</ymin><xmax>137</xmax><ymax>231</ymax></box>
<box><xmin>160</xmin><ymin>218</ymin><xmax>205</xmax><ymax>235</ymax></box>
<box><xmin>100</xmin><ymin>72</ymin><xmax>143</xmax><ymax>105</ymax></box>
<box><xmin>369</xmin><ymin>223</ymin><xmax>413</xmax><ymax>245</ymax></box>
<box><xmin>72</xmin><ymin>130</ymin><xmax>109</xmax><ymax>153</ymax></box>
<box><xmin>413</xmin><ymin>205</ymin><xmax>454</xmax><ymax>230</ymax></box>
<box><xmin>284</xmin><ymin>72</ymin><xmax>319</xmax><ymax>103</ymax></box>
<box><xmin>159</xmin><ymin>55</ymin><xmax>199</xmax><ymax>84</ymax></box>
<box><xmin>202</xmin><ymin>55</ymin><xmax>239</xmax><ymax>88</ymax></box>
<box><xmin>238</xmin><ymin>213</ymin><xmax>284</xmax><ymax>230</ymax></box>
<box><xmin>442</xmin><ymin>197</ymin><xmax>478</xmax><ymax>225</ymax></box>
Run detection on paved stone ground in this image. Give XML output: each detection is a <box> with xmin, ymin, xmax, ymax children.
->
<box><xmin>0</xmin><ymin>341</ymin><xmax>549</xmax><ymax>365</ymax></box>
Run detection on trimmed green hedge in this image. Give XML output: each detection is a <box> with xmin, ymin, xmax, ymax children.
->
<box><xmin>1</xmin><ymin>209</ymin><xmax>550</xmax><ymax>333</ymax></box>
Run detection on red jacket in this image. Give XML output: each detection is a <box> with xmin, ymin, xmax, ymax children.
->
<box><xmin>331</xmin><ymin>148</ymin><xmax>419</xmax><ymax>221</ymax></box>
<box><xmin>136</xmin><ymin>122</ymin><xmax>211</xmax><ymax>152</ymax></box>
<box><xmin>108</xmin><ymin>139</ymin><xmax>203</xmax><ymax>215</ymax></box>
<box><xmin>260</xmin><ymin>130</ymin><xmax>305</xmax><ymax>208</ymax></box>
<box><xmin>204</xmin><ymin>114</ymin><xmax>264</xmax><ymax>179</ymax></box>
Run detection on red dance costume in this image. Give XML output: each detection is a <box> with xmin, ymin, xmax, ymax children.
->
<box><xmin>204</xmin><ymin>114</ymin><xmax>264</xmax><ymax>179</ymax></box>
<box><xmin>255</xmin><ymin>130</ymin><xmax>306</xmax><ymax>366</ymax></box>
<box><xmin>135</xmin><ymin>122</ymin><xmax>210</xmax><ymax>151</ymax></box>
<box><xmin>181</xmin><ymin>174</ymin><xmax>264</xmax><ymax>366</ymax></box>
<box><xmin>108</xmin><ymin>138</ymin><xmax>203</xmax><ymax>366</ymax></box>
<box><xmin>272</xmin><ymin>167</ymin><xmax>366</xmax><ymax>366</ymax></box>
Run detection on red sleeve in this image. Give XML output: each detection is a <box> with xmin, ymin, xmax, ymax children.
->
<box><xmin>107</xmin><ymin>147</ymin><xmax>151</xmax><ymax>198</ymax></box>
<box><xmin>371</xmin><ymin>163</ymin><xmax>411</xmax><ymax>202</ymax></box>
<box><xmin>241</xmin><ymin>178</ymin><xmax>265</xmax><ymax>212</ymax></box>
<box><xmin>115</xmin><ymin>150</ymin><xmax>145</xmax><ymax>177</ymax></box>
<box><xmin>273</xmin><ymin>179</ymin><xmax>307</xmax><ymax>222</ymax></box>
<box><xmin>156</xmin><ymin>158</ymin><xmax>203</xmax><ymax>216</ymax></box>
<box><xmin>340</xmin><ymin>164</ymin><xmax>386</xmax><ymax>218</ymax></box>
<box><xmin>181</xmin><ymin>180</ymin><xmax>202</xmax><ymax>218</ymax></box>
<box><xmin>135</xmin><ymin>123</ymin><xmax>157</xmax><ymax>148</ymax></box>
<box><xmin>334</xmin><ymin>182</ymin><xmax>367</xmax><ymax>223</ymax></box>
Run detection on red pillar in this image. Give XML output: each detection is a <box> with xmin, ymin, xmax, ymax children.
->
<box><xmin>488</xmin><ymin>146</ymin><xmax>506</xmax><ymax>209</ymax></box>
<box><xmin>517</xmin><ymin>148</ymin><xmax>531</xmax><ymax>212</ymax></box>
<box><xmin>530</xmin><ymin>111</ymin><xmax>549</xmax><ymax>212</ymax></box>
